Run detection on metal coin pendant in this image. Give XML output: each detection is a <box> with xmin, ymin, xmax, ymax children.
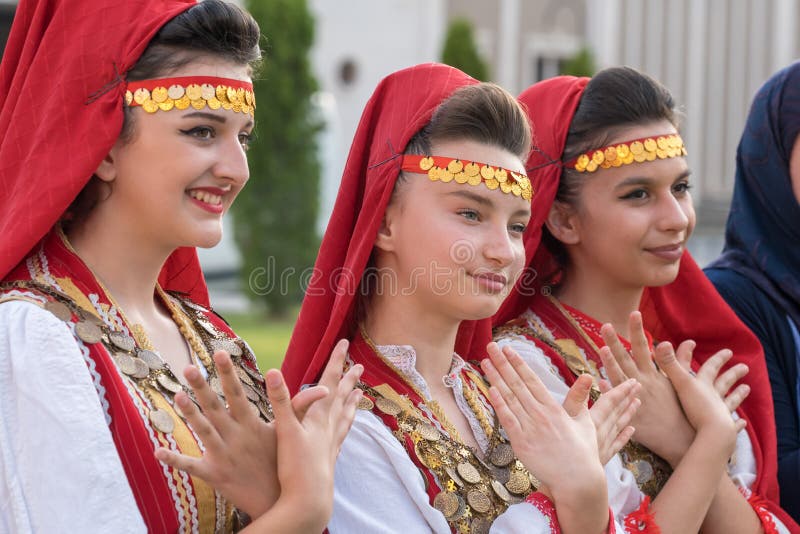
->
<box><xmin>137</xmin><ymin>349</ymin><xmax>164</xmax><ymax>370</ymax></box>
<box><xmin>375</xmin><ymin>397</ymin><xmax>402</xmax><ymax>416</ymax></box>
<box><xmin>235</xmin><ymin>366</ymin><xmax>255</xmax><ymax>386</ymax></box>
<box><xmin>491</xmin><ymin>479</ymin><xmax>512</xmax><ymax>502</ymax></box>
<box><xmin>150</xmin><ymin>409</ymin><xmax>175</xmax><ymax>434</ymax></box>
<box><xmin>356</xmin><ymin>396</ymin><xmax>375</xmax><ymax>411</ymax></box>
<box><xmin>633</xmin><ymin>459</ymin><xmax>654</xmax><ymax>485</ymax></box>
<box><xmin>445</xmin><ymin>466</ymin><xmax>466</xmax><ymax>488</ymax></box>
<box><xmin>44</xmin><ymin>300</ymin><xmax>72</xmax><ymax>322</ymax></box>
<box><xmin>417</xmin><ymin>422</ymin><xmax>441</xmax><ymax>441</ymax></box>
<box><xmin>505</xmin><ymin>470</ymin><xmax>531</xmax><ymax>495</ymax></box>
<box><xmin>132</xmin><ymin>358</ymin><xmax>150</xmax><ymax>379</ymax></box>
<box><xmin>210</xmin><ymin>376</ymin><xmax>225</xmax><ymax>396</ymax></box>
<box><xmin>456</xmin><ymin>462</ymin><xmax>482</xmax><ymax>484</ymax></box>
<box><xmin>433</xmin><ymin>491</ymin><xmax>460</xmax><ymax>519</ymax></box>
<box><xmin>489</xmin><ymin>443</ymin><xmax>514</xmax><ymax>467</ymax></box>
<box><xmin>109</xmin><ymin>331</ymin><xmax>136</xmax><ymax>352</ymax></box>
<box><xmin>157</xmin><ymin>373</ymin><xmax>183</xmax><ymax>394</ymax></box>
<box><xmin>75</xmin><ymin>321</ymin><xmax>103</xmax><ymax>344</ymax></box>
<box><xmin>114</xmin><ymin>353</ymin><xmax>138</xmax><ymax>376</ymax></box>
<box><xmin>211</xmin><ymin>338</ymin><xmax>242</xmax><ymax>357</ymax></box>
<box><xmin>471</xmin><ymin>517</ymin><xmax>492</xmax><ymax>534</ymax></box>
<box><xmin>466</xmin><ymin>488</ymin><xmax>492</xmax><ymax>513</ymax></box>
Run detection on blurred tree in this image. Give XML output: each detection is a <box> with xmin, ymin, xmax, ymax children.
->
<box><xmin>560</xmin><ymin>47</ymin><xmax>596</xmax><ymax>77</ymax></box>
<box><xmin>441</xmin><ymin>18</ymin><xmax>489</xmax><ymax>81</ymax></box>
<box><xmin>235</xmin><ymin>0</ymin><xmax>322</xmax><ymax>317</ymax></box>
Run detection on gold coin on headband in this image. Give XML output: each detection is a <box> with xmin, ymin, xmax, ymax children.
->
<box><xmin>454</xmin><ymin>172</ymin><xmax>468</xmax><ymax>184</ymax></box>
<box><xmin>575</xmin><ymin>154</ymin><xmax>589</xmax><ymax>171</ymax></box>
<box><xmin>125</xmin><ymin>91</ymin><xmax>133</xmax><ymax>106</ymax></box>
<box><xmin>167</xmin><ymin>85</ymin><xmax>185</xmax><ymax>100</ymax></box>
<box><xmin>467</xmin><ymin>173</ymin><xmax>482</xmax><ymax>186</ymax></box>
<box><xmin>174</xmin><ymin>95</ymin><xmax>191</xmax><ymax>110</ymax></box>
<box><xmin>591</xmin><ymin>150</ymin><xmax>604</xmax><ymax>165</ymax></box>
<box><xmin>158</xmin><ymin>100</ymin><xmax>175</xmax><ymax>112</ymax></box>
<box><xmin>150</xmin><ymin>409</ymin><xmax>175</xmax><ymax>434</ymax></box>
<box><xmin>186</xmin><ymin>84</ymin><xmax>203</xmax><ymax>100</ymax></box>
<box><xmin>480</xmin><ymin>165</ymin><xmax>495</xmax><ymax>180</ymax></box>
<box><xmin>201</xmin><ymin>83</ymin><xmax>216</xmax><ymax>100</ymax></box>
<box><xmin>151</xmin><ymin>87</ymin><xmax>168</xmax><ymax>103</ymax></box>
<box><xmin>133</xmin><ymin>88</ymin><xmax>150</xmax><ymax>105</ymax></box>
<box><xmin>494</xmin><ymin>168</ymin><xmax>508</xmax><ymax>183</ymax></box>
<box><xmin>75</xmin><ymin>320</ymin><xmax>103</xmax><ymax>344</ymax></box>
<box><xmin>447</xmin><ymin>159</ymin><xmax>464</xmax><ymax>174</ymax></box>
<box><xmin>467</xmin><ymin>489</ymin><xmax>492</xmax><ymax>514</ymax></box>
<box><xmin>419</xmin><ymin>156</ymin><xmax>435</xmax><ymax>171</ymax></box>
<box><xmin>45</xmin><ymin>300</ymin><xmax>72</xmax><ymax>322</ymax></box>
<box><xmin>630</xmin><ymin>141</ymin><xmax>644</xmax><ymax>155</ymax></box>
<box><xmin>616</xmin><ymin>144</ymin><xmax>630</xmax><ymax>158</ymax></box>
<box><xmin>643</xmin><ymin>138</ymin><xmax>657</xmax><ymax>152</ymax></box>
<box><xmin>656</xmin><ymin>136</ymin><xmax>668</xmax><ymax>150</ymax></box>
<box><xmin>604</xmin><ymin>146</ymin><xmax>618</xmax><ymax>162</ymax></box>
<box><xmin>433</xmin><ymin>492</ymin><xmax>460</xmax><ymax>519</ymax></box>
<box><xmin>484</xmin><ymin>178</ymin><xmax>499</xmax><ymax>190</ymax></box>
<box><xmin>142</xmin><ymin>99</ymin><xmax>158</xmax><ymax>113</ymax></box>
<box><xmin>191</xmin><ymin>99</ymin><xmax>206</xmax><ymax>110</ymax></box>
<box><xmin>464</xmin><ymin>162</ymin><xmax>480</xmax><ymax>177</ymax></box>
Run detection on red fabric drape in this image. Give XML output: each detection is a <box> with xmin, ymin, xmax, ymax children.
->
<box><xmin>0</xmin><ymin>0</ymin><xmax>210</xmax><ymax>307</ymax></box>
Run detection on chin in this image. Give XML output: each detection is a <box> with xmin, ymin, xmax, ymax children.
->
<box><xmin>457</xmin><ymin>297</ymin><xmax>504</xmax><ymax>321</ymax></box>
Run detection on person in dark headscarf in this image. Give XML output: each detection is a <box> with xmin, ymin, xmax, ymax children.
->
<box><xmin>706</xmin><ymin>61</ymin><xmax>800</xmax><ymax>523</ymax></box>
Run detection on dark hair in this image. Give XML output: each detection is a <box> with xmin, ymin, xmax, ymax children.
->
<box><xmin>543</xmin><ymin>66</ymin><xmax>680</xmax><ymax>268</ymax></box>
<box><xmin>66</xmin><ymin>0</ymin><xmax>261</xmax><ymax>226</ymax></box>
<box><xmin>405</xmin><ymin>82</ymin><xmax>532</xmax><ymax>163</ymax></box>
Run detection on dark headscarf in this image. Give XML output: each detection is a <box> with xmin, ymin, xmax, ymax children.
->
<box><xmin>708</xmin><ymin>61</ymin><xmax>800</xmax><ymax>328</ymax></box>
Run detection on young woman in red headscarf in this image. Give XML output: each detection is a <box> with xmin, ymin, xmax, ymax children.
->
<box><xmin>279</xmin><ymin>62</ymin><xmax>643</xmax><ymax>534</ymax></box>
<box><xmin>0</xmin><ymin>1</ymin><xmax>360</xmax><ymax>532</ymax></box>
<box><xmin>493</xmin><ymin>67</ymin><xmax>799</xmax><ymax>533</ymax></box>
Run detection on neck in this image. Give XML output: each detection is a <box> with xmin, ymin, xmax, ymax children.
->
<box><xmin>364</xmin><ymin>292</ymin><xmax>461</xmax><ymax>388</ymax></box>
<box><xmin>65</xmin><ymin>214</ymin><xmax>174</xmax><ymax>323</ymax></box>
<box><xmin>555</xmin><ymin>264</ymin><xmax>643</xmax><ymax>339</ymax></box>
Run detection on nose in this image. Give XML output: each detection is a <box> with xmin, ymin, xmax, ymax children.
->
<box><xmin>656</xmin><ymin>192</ymin><xmax>691</xmax><ymax>234</ymax></box>
<box><xmin>212</xmin><ymin>135</ymin><xmax>250</xmax><ymax>187</ymax></box>
<box><xmin>481</xmin><ymin>222</ymin><xmax>517</xmax><ymax>268</ymax></box>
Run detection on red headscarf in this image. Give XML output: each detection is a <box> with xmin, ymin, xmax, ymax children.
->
<box><xmin>494</xmin><ymin>75</ymin><xmax>786</xmax><ymax>513</ymax></box>
<box><xmin>0</xmin><ymin>0</ymin><xmax>209</xmax><ymax>306</ymax></box>
<box><xmin>281</xmin><ymin>63</ymin><xmax>560</xmax><ymax>394</ymax></box>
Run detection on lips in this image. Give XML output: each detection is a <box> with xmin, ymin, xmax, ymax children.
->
<box><xmin>187</xmin><ymin>186</ymin><xmax>227</xmax><ymax>214</ymax></box>
<box><xmin>471</xmin><ymin>272</ymin><xmax>509</xmax><ymax>292</ymax></box>
<box><xmin>644</xmin><ymin>243</ymin><xmax>684</xmax><ymax>262</ymax></box>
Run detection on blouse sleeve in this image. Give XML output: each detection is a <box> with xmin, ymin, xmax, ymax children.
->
<box><xmin>329</xmin><ymin>409</ymin><xmax>568</xmax><ymax>533</ymax></box>
<box><xmin>0</xmin><ymin>300</ymin><xmax>145</xmax><ymax>533</ymax></box>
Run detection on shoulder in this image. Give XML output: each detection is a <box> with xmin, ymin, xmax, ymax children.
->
<box><xmin>705</xmin><ymin>268</ymin><xmax>788</xmax><ymax>332</ymax></box>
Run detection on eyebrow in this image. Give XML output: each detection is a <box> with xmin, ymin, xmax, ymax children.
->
<box><xmin>445</xmin><ymin>189</ymin><xmax>531</xmax><ymax>218</ymax></box>
<box><xmin>613</xmin><ymin>169</ymin><xmax>692</xmax><ymax>190</ymax></box>
<box><xmin>182</xmin><ymin>111</ymin><xmax>254</xmax><ymax>129</ymax></box>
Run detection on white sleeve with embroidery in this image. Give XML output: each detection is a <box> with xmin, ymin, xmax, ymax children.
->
<box><xmin>0</xmin><ymin>300</ymin><xmax>145</xmax><ymax>534</ymax></box>
<box><xmin>329</xmin><ymin>409</ymin><xmax>561</xmax><ymax>533</ymax></box>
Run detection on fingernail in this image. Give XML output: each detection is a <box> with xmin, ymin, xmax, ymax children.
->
<box><xmin>266</xmin><ymin>371</ymin><xmax>282</xmax><ymax>388</ymax></box>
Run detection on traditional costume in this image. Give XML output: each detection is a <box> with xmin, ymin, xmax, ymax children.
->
<box><xmin>281</xmin><ymin>63</ymin><xmax>619</xmax><ymax>533</ymax></box>
<box><xmin>0</xmin><ymin>1</ymin><xmax>269</xmax><ymax>532</ymax></box>
<box><xmin>706</xmin><ymin>61</ymin><xmax>800</xmax><ymax>523</ymax></box>
<box><xmin>493</xmin><ymin>75</ymin><xmax>798</xmax><ymax>533</ymax></box>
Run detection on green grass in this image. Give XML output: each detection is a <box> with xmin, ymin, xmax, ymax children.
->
<box><xmin>224</xmin><ymin>312</ymin><xmax>296</xmax><ymax>371</ymax></box>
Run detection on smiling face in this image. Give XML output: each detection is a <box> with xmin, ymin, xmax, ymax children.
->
<box><xmin>93</xmin><ymin>56</ymin><xmax>254</xmax><ymax>251</ymax></box>
<box><xmin>548</xmin><ymin>120</ymin><xmax>696</xmax><ymax>292</ymax></box>
<box><xmin>373</xmin><ymin>138</ymin><xmax>532</xmax><ymax>321</ymax></box>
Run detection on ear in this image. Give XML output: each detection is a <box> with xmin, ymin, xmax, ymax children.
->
<box><xmin>545</xmin><ymin>201</ymin><xmax>581</xmax><ymax>245</ymax></box>
<box><xmin>373</xmin><ymin>202</ymin><xmax>398</xmax><ymax>252</ymax></box>
<box><xmin>94</xmin><ymin>147</ymin><xmax>119</xmax><ymax>183</ymax></box>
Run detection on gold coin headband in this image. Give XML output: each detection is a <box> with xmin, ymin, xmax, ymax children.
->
<box><xmin>401</xmin><ymin>155</ymin><xmax>533</xmax><ymax>201</ymax></box>
<box><xmin>566</xmin><ymin>133</ymin><xmax>687</xmax><ymax>173</ymax></box>
<box><xmin>125</xmin><ymin>76</ymin><xmax>255</xmax><ymax>117</ymax></box>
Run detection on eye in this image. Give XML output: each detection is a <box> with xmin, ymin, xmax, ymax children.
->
<box><xmin>620</xmin><ymin>189</ymin><xmax>648</xmax><ymax>201</ymax></box>
<box><xmin>509</xmin><ymin>222</ymin><xmax>527</xmax><ymax>235</ymax></box>
<box><xmin>457</xmin><ymin>209</ymin><xmax>480</xmax><ymax>222</ymax></box>
<box><xmin>238</xmin><ymin>132</ymin><xmax>253</xmax><ymax>151</ymax></box>
<box><xmin>180</xmin><ymin>126</ymin><xmax>215</xmax><ymax>140</ymax></box>
<box><xmin>672</xmin><ymin>181</ymin><xmax>692</xmax><ymax>195</ymax></box>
